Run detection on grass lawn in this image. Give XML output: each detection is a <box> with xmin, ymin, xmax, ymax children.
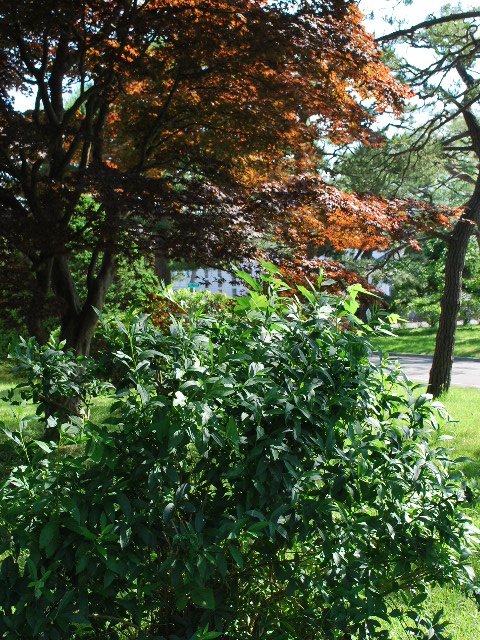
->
<box><xmin>374</xmin><ymin>324</ymin><xmax>480</xmax><ymax>359</ymax></box>
<box><xmin>0</xmin><ymin>367</ymin><xmax>479</xmax><ymax>637</ymax></box>
<box><xmin>423</xmin><ymin>387</ymin><xmax>480</xmax><ymax>640</ymax></box>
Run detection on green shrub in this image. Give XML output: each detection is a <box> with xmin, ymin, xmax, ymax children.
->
<box><xmin>0</xmin><ymin>271</ymin><xmax>478</xmax><ymax>639</ymax></box>
<box><xmin>0</xmin><ymin>320</ymin><xmax>22</xmax><ymax>359</ymax></box>
<box><xmin>459</xmin><ymin>293</ymin><xmax>480</xmax><ymax>325</ymax></box>
<box><xmin>413</xmin><ymin>295</ymin><xmax>442</xmax><ymax>327</ymax></box>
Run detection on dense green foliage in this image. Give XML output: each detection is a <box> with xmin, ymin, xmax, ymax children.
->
<box><xmin>147</xmin><ymin>289</ymin><xmax>235</xmax><ymax>334</ymax></box>
<box><xmin>382</xmin><ymin>239</ymin><xmax>480</xmax><ymax>326</ymax></box>
<box><xmin>0</xmin><ymin>272</ymin><xmax>479</xmax><ymax>639</ymax></box>
<box><xmin>340</xmin><ymin>237</ymin><xmax>480</xmax><ymax>327</ymax></box>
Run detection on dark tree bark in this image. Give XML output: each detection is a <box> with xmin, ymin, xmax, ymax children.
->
<box><xmin>28</xmin><ymin>256</ymin><xmax>55</xmax><ymax>345</ymax></box>
<box><xmin>35</xmin><ymin>250</ymin><xmax>117</xmax><ymax>439</ymax></box>
<box><xmin>428</xmin><ymin>100</ymin><xmax>480</xmax><ymax>397</ymax></box>
<box><xmin>53</xmin><ymin>251</ymin><xmax>117</xmax><ymax>356</ymax></box>
<box><xmin>154</xmin><ymin>253</ymin><xmax>172</xmax><ymax>286</ymax></box>
<box><xmin>427</xmin><ymin>218</ymin><xmax>476</xmax><ymax>396</ymax></box>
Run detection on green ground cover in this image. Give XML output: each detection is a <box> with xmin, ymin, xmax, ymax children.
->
<box><xmin>407</xmin><ymin>387</ymin><xmax>480</xmax><ymax>639</ymax></box>
<box><xmin>374</xmin><ymin>324</ymin><xmax>480</xmax><ymax>359</ymax></box>
<box><xmin>0</xmin><ymin>364</ymin><xmax>479</xmax><ymax>637</ymax></box>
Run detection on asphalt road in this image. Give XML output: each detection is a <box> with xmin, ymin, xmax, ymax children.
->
<box><xmin>370</xmin><ymin>353</ymin><xmax>480</xmax><ymax>389</ymax></box>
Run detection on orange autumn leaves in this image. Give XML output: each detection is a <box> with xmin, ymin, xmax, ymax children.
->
<box><xmin>0</xmin><ymin>0</ymin><xmax>456</xmax><ymax>291</ymax></box>
<box><xmin>106</xmin><ymin>0</ymin><xmax>410</xmax><ymax>177</ymax></box>
<box><xmin>247</xmin><ymin>175</ymin><xmax>457</xmax><ymax>256</ymax></box>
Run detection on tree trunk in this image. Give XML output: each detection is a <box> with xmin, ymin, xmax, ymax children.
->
<box><xmin>55</xmin><ymin>251</ymin><xmax>117</xmax><ymax>356</ymax></box>
<box><xmin>428</xmin><ymin>101</ymin><xmax>480</xmax><ymax>397</ymax></box>
<box><xmin>154</xmin><ymin>253</ymin><xmax>171</xmax><ymax>286</ymax></box>
<box><xmin>427</xmin><ymin>220</ymin><xmax>473</xmax><ymax>396</ymax></box>
<box><xmin>39</xmin><ymin>251</ymin><xmax>117</xmax><ymax>439</ymax></box>
<box><xmin>428</xmin><ymin>176</ymin><xmax>480</xmax><ymax>397</ymax></box>
<box><xmin>27</xmin><ymin>256</ymin><xmax>56</xmax><ymax>345</ymax></box>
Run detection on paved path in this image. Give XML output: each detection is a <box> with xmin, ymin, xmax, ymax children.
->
<box><xmin>370</xmin><ymin>353</ymin><xmax>480</xmax><ymax>389</ymax></box>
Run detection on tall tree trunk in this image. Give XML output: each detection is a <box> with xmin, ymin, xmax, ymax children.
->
<box><xmin>154</xmin><ymin>253</ymin><xmax>171</xmax><ymax>286</ymax></box>
<box><xmin>54</xmin><ymin>251</ymin><xmax>117</xmax><ymax>356</ymax></box>
<box><xmin>28</xmin><ymin>256</ymin><xmax>55</xmax><ymax>345</ymax></box>
<box><xmin>428</xmin><ymin>175</ymin><xmax>480</xmax><ymax>397</ymax></box>
<box><xmin>428</xmin><ymin>104</ymin><xmax>480</xmax><ymax>397</ymax></box>
<box><xmin>39</xmin><ymin>251</ymin><xmax>116</xmax><ymax>439</ymax></box>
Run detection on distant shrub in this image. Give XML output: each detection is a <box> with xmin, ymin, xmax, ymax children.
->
<box><xmin>459</xmin><ymin>293</ymin><xmax>480</xmax><ymax>325</ymax></box>
<box><xmin>0</xmin><ymin>270</ymin><xmax>478</xmax><ymax>639</ymax></box>
<box><xmin>413</xmin><ymin>296</ymin><xmax>442</xmax><ymax>327</ymax></box>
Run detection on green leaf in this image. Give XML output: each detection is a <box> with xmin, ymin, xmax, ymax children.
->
<box><xmin>259</xmin><ymin>260</ymin><xmax>281</xmax><ymax>275</ymax></box>
<box><xmin>250</xmin><ymin>292</ymin><xmax>268</xmax><ymax>309</ymax></box>
<box><xmin>228</xmin><ymin>544</ymin><xmax>243</xmax><ymax>569</ymax></box>
<box><xmin>89</xmin><ymin>441</ymin><xmax>104</xmax><ymax>463</ymax></box>
<box><xmin>119</xmin><ymin>527</ymin><xmax>131</xmax><ymax>550</ymax></box>
<box><xmin>191</xmin><ymin>627</ymin><xmax>222</xmax><ymax>640</ymax></box>
<box><xmin>34</xmin><ymin>440</ymin><xmax>52</xmax><ymax>454</ymax></box>
<box><xmin>343</xmin><ymin>298</ymin><xmax>359</xmax><ymax>315</ymax></box>
<box><xmin>116</xmin><ymin>493</ymin><xmax>132</xmax><ymax>520</ymax></box>
<box><xmin>137</xmin><ymin>384</ymin><xmax>150</xmax><ymax>405</ymax></box>
<box><xmin>226</xmin><ymin>416</ymin><xmax>239</xmax><ymax>447</ymax></box>
<box><xmin>104</xmin><ymin>570</ymin><xmax>116</xmax><ymax>589</ymax></box>
<box><xmin>56</xmin><ymin>589</ymin><xmax>75</xmax><ymax>617</ymax></box>
<box><xmin>114</xmin><ymin>317</ymin><xmax>129</xmax><ymax>335</ymax></box>
<box><xmin>163</xmin><ymin>503</ymin><xmax>175</xmax><ymax>524</ymax></box>
<box><xmin>190</xmin><ymin>587</ymin><xmax>215</xmax><ymax>610</ymax></box>
<box><xmin>39</xmin><ymin>520</ymin><xmax>58</xmax><ymax>550</ymax></box>
<box><xmin>233</xmin><ymin>270</ymin><xmax>262</xmax><ymax>291</ymax></box>
<box><xmin>176</xmin><ymin>594</ymin><xmax>188</xmax><ymax>611</ymax></box>
<box><xmin>409</xmin><ymin>591</ymin><xmax>428</xmax><ymax>607</ymax></box>
<box><xmin>216</xmin><ymin>553</ymin><xmax>228</xmax><ymax>578</ymax></box>
<box><xmin>296</xmin><ymin>285</ymin><xmax>316</xmax><ymax>304</ymax></box>
<box><xmin>195</xmin><ymin>511</ymin><xmax>205</xmax><ymax>533</ymax></box>
<box><xmin>347</xmin><ymin>283</ymin><xmax>373</xmax><ymax>299</ymax></box>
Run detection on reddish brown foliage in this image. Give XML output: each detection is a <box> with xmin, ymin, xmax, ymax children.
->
<box><xmin>248</xmin><ymin>175</ymin><xmax>458</xmax><ymax>256</ymax></box>
<box><xmin>0</xmin><ymin>0</ymin><xmax>457</xmax><ymax>350</ymax></box>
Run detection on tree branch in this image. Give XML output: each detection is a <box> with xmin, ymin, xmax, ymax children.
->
<box><xmin>445</xmin><ymin>164</ymin><xmax>476</xmax><ymax>185</ymax></box>
<box><xmin>442</xmin><ymin>131</ymin><xmax>470</xmax><ymax>146</ymax></box>
<box><xmin>377</xmin><ymin>11</ymin><xmax>480</xmax><ymax>43</ymax></box>
<box><xmin>87</xmin><ymin>248</ymin><xmax>100</xmax><ymax>289</ymax></box>
<box><xmin>0</xmin><ymin>186</ymin><xmax>29</xmax><ymax>217</ymax></box>
<box><xmin>15</xmin><ymin>34</ymin><xmax>59</xmax><ymax>125</ymax></box>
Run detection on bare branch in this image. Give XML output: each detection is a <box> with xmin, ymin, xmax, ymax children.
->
<box><xmin>442</xmin><ymin>131</ymin><xmax>470</xmax><ymax>145</ymax></box>
<box><xmin>377</xmin><ymin>11</ymin><xmax>480</xmax><ymax>43</ymax></box>
<box><xmin>15</xmin><ymin>33</ymin><xmax>59</xmax><ymax>125</ymax></box>
<box><xmin>445</xmin><ymin>163</ymin><xmax>476</xmax><ymax>185</ymax></box>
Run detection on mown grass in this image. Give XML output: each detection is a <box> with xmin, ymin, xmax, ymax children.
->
<box><xmin>421</xmin><ymin>387</ymin><xmax>480</xmax><ymax>639</ymax></box>
<box><xmin>0</xmin><ymin>366</ymin><xmax>480</xmax><ymax>637</ymax></box>
<box><xmin>382</xmin><ymin>386</ymin><xmax>480</xmax><ymax>639</ymax></box>
<box><xmin>374</xmin><ymin>324</ymin><xmax>480</xmax><ymax>359</ymax></box>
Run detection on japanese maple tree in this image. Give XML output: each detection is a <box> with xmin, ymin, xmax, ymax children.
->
<box><xmin>0</xmin><ymin>0</ymin><xmax>444</xmax><ymax>354</ymax></box>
